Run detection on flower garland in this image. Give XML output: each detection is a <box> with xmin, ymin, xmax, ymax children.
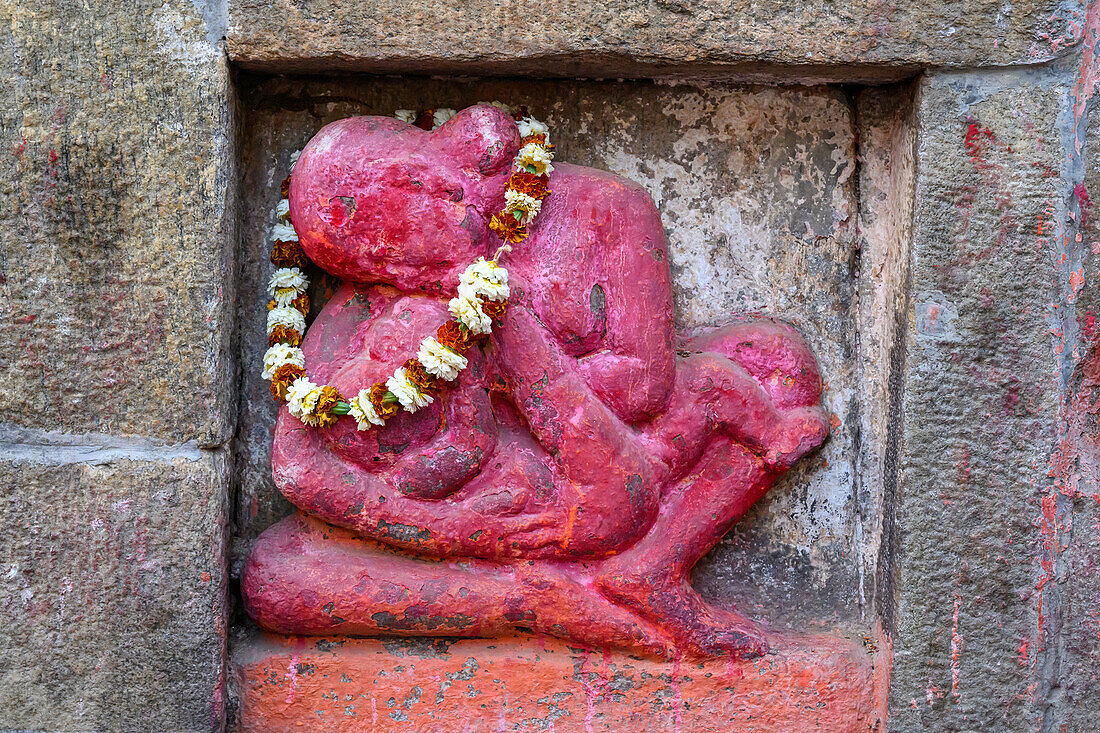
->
<box><xmin>261</xmin><ymin>104</ymin><xmax>554</xmax><ymax>429</ymax></box>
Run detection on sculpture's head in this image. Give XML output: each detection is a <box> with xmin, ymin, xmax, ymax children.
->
<box><xmin>288</xmin><ymin>105</ymin><xmax>520</xmax><ymax>292</ymax></box>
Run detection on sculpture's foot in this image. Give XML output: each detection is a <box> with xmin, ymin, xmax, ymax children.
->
<box><xmin>763</xmin><ymin>404</ymin><xmax>830</xmax><ymax>470</ymax></box>
<box><xmin>243</xmin><ymin>512</ymin><xmax>678</xmax><ymax>658</ymax></box>
<box><xmin>594</xmin><ymin>556</ymin><xmax>768</xmax><ymax>659</ymax></box>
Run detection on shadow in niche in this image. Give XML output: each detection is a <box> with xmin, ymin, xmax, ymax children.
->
<box><xmin>225</xmin><ymin>70</ymin><xmax>918</xmax><ymax>729</ymax></box>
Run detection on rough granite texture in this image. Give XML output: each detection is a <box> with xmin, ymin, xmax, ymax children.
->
<box><xmin>0</xmin><ymin>0</ymin><xmax>236</xmax><ymax>731</ymax></box>
<box><xmin>231</xmin><ymin>77</ymin><xmax>871</xmax><ymax>634</ymax></box>
<box><xmin>0</xmin><ymin>450</ymin><xmax>230</xmax><ymax>731</ymax></box>
<box><xmin>1043</xmin><ymin>49</ymin><xmax>1100</xmax><ymax>731</ymax></box>
<box><xmin>0</xmin><ymin>0</ymin><xmax>238</xmax><ymax>446</ymax></box>
<box><xmin>889</xmin><ymin>68</ymin><xmax>1084</xmax><ymax>731</ymax></box>
<box><xmin>226</xmin><ymin>0</ymin><xmax>1083</xmax><ymax>78</ymax></box>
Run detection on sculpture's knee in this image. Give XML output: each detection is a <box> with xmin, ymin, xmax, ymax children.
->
<box><xmin>687</xmin><ymin>320</ymin><xmax>823</xmax><ymax>410</ymax></box>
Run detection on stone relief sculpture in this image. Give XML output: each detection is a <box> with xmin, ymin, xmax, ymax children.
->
<box><xmin>243</xmin><ymin>105</ymin><xmax>829</xmax><ymax>659</ymax></box>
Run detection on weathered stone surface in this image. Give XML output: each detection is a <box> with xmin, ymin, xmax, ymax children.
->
<box><xmin>855</xmin><ymin>83</ymin><xmax>918</xmax><ymax>630</ymax></box>
<box><xmin>0</xmin><ymin>445</ymin><xmax>230</xmax><ymax>731</ymax></box>
<box><xmin>889</xmin><ymin>69</ymin><xmax>1074</xmax><ymax>730</ymax></box>
<box><xmin>1045</xmin><ymin>47</ymin><xmax>1100</xmax><ymax>730</ymax></box>
<box><xmin>0</xmin><ymin>0</ymin><xmax>237</xmax><ymax>445</ymax></box>
<box><xmin>227</xmin><ymin>0</ymin><xmax>1081</xmax><ymax>78</ymax></box>
<box><xmin>230</xmin><ymin>630</ymin><xmax>887</xmax><ymax>731</ymax></box>
<box><xmin>233</xmin><ymin>77</ymin><xmax>869</xmax><ymax>634</ymax></box>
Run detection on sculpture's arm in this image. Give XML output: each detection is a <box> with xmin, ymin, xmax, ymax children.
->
<box><xmin>575</xmin><ymin>188</ymin><xmax>676</xmax><ymax>422</ymax></box>
<box><xmin>300</xmin><ymin>282</ymin><xmax>497</xmax><ymax>500</ymax></box>
<box><xmin>493</xmin><ymin>294</ymin><xmax>667</xmax><ymax>547</ymax></box>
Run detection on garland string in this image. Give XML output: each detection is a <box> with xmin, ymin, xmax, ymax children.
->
<box><xmin>260</xmin><ymin>103</ymin><xmax>554</xmax><ymax>430</ymax></box>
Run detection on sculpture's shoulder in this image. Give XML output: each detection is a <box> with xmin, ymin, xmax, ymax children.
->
<box><xmin>527</xmin><ymin>162</ymin><xmax>668</xmax><ymax>270</ymax></box>
<box><xmin>546</xmin><ymin>162</ymin><xmax>662</xmax><ymax>222</ymax></box>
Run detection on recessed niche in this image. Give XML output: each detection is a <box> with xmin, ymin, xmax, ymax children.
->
<box><xmin>231</xmin><ymin>74</ymin><xmax>912</xmax><ymax>639</ymax></box>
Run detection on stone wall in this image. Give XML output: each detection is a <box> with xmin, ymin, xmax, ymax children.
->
<box><xmin>3</xmin><ymin>0</ymin><xmax>1100</xmax><ymax>731</ymax></box>
<box><xmin>0</xmin><ymin>0</ymin><xmax>235</xmax><ymax>729</ymax></box>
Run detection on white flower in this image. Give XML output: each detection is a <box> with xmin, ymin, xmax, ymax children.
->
<box><xmin>448</xmin><ymin>295</ymin><xmax>492</xmax><ymax>335</ymax></box>
<box><xmin>262</xmin><ymin>343</ymin><xmax>305</xmax><ymax>380</ymax></box>
<box><xmin>517</xmin><ymin>117</ymin><xmax>549</xmax><ymax>141</ymax></box>
<box><xmin>268</xmin><ymin>267</ymin><xmax>308</xmax><ymax>295</ymax></box>
<box><xmin>349</xmin><ymin>389</ymin><xmax>385</xmax><ymax>430</ymax></box>
<box><xmin>504</xmin><ymin>189</ymin><xmax>542</xmax><ymax>220</ymax></box>
<box><xmin>267</xmin><ymin>306</ymin><xmax>306</xmax><ymax>335</ymax></box>
<box><xmin>417</xmin><ymin>337</ymin><xmax>468</xmax><ymax>382</ymax></box>
<box><xmin>433</xmin><ymin>109</ymin><xmax>457</xmax><ymax>129</ymax></box>
<box><xmin>276</xmin><ymin>198</ymin><xmax>290</xmax><ymax>219</ymax></box>
<box><xmin>386</xmin><ymin>368</ymin><xmax>433</xmax><ymax>412</ymax></box>
<box><xmin>273</xmin><ymin>222</ymin><xmax>298</xmax><ymax>242</ymax></box>
<box><xmin>289</xmin><ymin>150</ymin><xmax>301</xmax><ymax>172</ymax></box>
<box><xmin>286</xmin><ymin>376</ymin><xmax>321</xmax><ymax>425</ymax></box>
<box><xmin>466</xmin><ymin>258</ymin><xmax>509</xmax><ymax>287</ymax></box>
<box><xmin>514</xmin><ymin>143</ymin><xmax>554</xmax><ymax>176</ymax></box>
<box><xmin>271</xmin><ymin>289</ymin><xmax>302</xmax><ymax>307</ymax></box>
<box><xmin>459</xmin><ymin>258</ymin><xmax>510</xmax><ymax>301</ymax></box>
<box><xmin>394</xmin><ymin>109</ymin><xmax>417</xmax><ymax>124</ymax></box>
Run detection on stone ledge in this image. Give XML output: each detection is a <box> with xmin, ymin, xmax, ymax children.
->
<box><xmin>231</xmin><ymin>630</ymin><xmax>886</xmax><ymax>731</ymax></box>
<box><xmin>227</xmin><ymin>0</ymin><xmax>1080</xmax><ymax>78</ymax></box>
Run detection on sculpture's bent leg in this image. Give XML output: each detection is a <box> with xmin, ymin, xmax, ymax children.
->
<box><xmin>595</xmin><ymin>438</ymin><xmax>780</xmax><ymax>659</ymax></box>
<box><xmin>243</xmin><ymin>512</ymin><xmax>678</xmax><ymax>657</ymax></box>
<box><xmin>650</xmin><ymin>321</ymin><xmax>829</xmax><ymax>478</ymax></box>
<box><xmin>595</xmin><ymin>322</ymin><xmax>829</xmax><ymax>659</ymax></box>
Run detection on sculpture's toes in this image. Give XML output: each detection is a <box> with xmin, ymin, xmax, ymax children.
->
<box><xmin>680</xmin><ymin>610</ymin><xmax>769</xmax><ymax>660</ymax></box>
<box><xmin>594</xmin><ymin>562</ymin><xmax>770</xmax><ymax>661</ymax></box>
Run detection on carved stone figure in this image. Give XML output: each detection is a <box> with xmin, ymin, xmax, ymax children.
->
<box><xmin>243</xmin><ymin>105</ymin><xmax>829</xmax><ymax>658</ymax></box>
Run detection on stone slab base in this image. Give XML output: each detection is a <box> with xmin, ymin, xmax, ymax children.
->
<box><xmin>232</xmin><ymin>631</ymin><xmax>886</xmax><ymax>731</ymax></box>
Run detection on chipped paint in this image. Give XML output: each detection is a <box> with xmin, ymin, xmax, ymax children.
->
<box><xmin>232</xmin><ymin>631</ymin><xmax>885</xmax><ymax>732</ymax></box>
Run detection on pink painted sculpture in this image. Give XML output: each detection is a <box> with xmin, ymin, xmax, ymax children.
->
<box><xmin>243</xmin><ymin>105</ymin><xmax>829</xmax><ymax>659</ymax></box>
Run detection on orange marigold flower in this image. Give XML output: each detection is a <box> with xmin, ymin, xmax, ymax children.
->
<box><xmin>268</xmin><ymin>325</ymin><xmax>302</xmax><ymax>347</ymax></box>
<box><xmin>267</xmin><ymin>299</ymin><xmax>278</xmax><ymax>311</ymax></box>
<box><xmin>271</xmin><ymin>239</ymin><xmax>308</xmax><ymax>268</ymax></box>
<box><xmin>521</xmin><ymin>134</ymin><xmax>552</xmax><ymax>149</ymax></box>
<box><xmin>507</xmin><ymin>172</ymin><xmax>550</xmax><ymax>200</ymax></box>
<box><xmin>291</xmin><ymin>293</ymin><xmax>310</xmax><ymax>316</ymax></box>
<box><xmin>414</xmin><ymin>110</ymin><xmax>435</xmax><ymax>131</ymax></box>
<box><xmin>314</xmin><ymin>385</ymin><xmax>344</xmax><ymax>428</ymax></box>
<box><xmin>281</xmin><ymin>176</ymin><xmax>291</xmax><ymax>198</ymax></box>
<box><xmin>270</xmin><ymin>363</ymin><xmax>305</xmax><ymax>400</ymax></box>
<box><xmin>369</xmin><ymin>382</ymin><xmax>400</xmax><ymax>420</ymax></box>
<box><xmin>403</xmin><ymin>358</ymin><xmax>443</xmax><ymax>396</ymax></box>
<box><xmin>489</xmin><ymin>212</ymin><xmax>528</xmax><ymax>244</ymax></box>
<box><xmin>437</xmin><ymin>320</ymin><xmax>475</xmax><ymax>353</ymax></box>
<box><xmin>480</xmin><ymin>297</ymin><xmax>507</xmax><ymax>323</ymax></box>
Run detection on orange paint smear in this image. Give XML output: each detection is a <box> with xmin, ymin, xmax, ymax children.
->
<box><xmin>234</xmin><ymin>631</ymin><xmax>887</xmax><ymax>732</ymax></box>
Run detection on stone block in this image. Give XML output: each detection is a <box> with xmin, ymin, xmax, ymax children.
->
<box><xmin>889</xmin><ymin>69</ymin><xmax>1074</xmax><ymax>730</ymax></box>
<box><xmin>233</xmin><ymin>76</ymin><xmax>869</xmax><ymax>633</ymax></box>
<box><xmin>227</xmin><ymin>0</ymin><xmax>1080</xmax><ymax>78</ymax></box>
<box><xmin>0</xmin><ymin>0</ymin><xmax>237</xmax><ymax>445</ymax></box>
<box><xmin>0</xmin><ymin>447</ymin><xmax>230</xmax><ymax>731</ymax></box>
<box><xmin>231</xmin><ymin>631</ymin><xmax>886</xmax><ymax>731</ymax></box>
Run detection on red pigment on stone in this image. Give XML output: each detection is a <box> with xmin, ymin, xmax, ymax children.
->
<box><xmin>245</xmin><ymin>105</ymin><xmax>832</xmax><ymax>662</ymax></box>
